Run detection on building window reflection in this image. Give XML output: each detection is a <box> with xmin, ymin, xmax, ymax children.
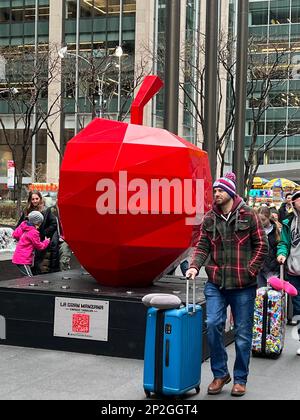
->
<box><xmin>246</xmin><ymin>0</ymin><xmax>300</xmax><ymax>165</ymax></box>
<box><xmin>65</xmin><ymin>0</ymin><xmax>136</xmax><ymax>19</ymax></box>
<box><xmin>0</xmin><ymin>2</ymin><xmax>49</xmax><ymax>23</ymax></box>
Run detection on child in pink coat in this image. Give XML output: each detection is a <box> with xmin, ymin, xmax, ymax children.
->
<box><xmin>12</xmin><ymin>211</ymin><xmax>50</xmax><ymax>277</ymax></box>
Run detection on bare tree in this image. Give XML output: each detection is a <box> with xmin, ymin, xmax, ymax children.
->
<box><xmin>176</xmin><ymin>31</ymin><xmax>236</xmax><ymax>176</ymax></box>
<box><xmin>0</xmin><ymin>44</ymin><xmax>63</xmax><ymax>214</ymax></box>
<box><xmin>62</xmin><ymin>50</ymin><xmax>149</xmax><ymax>125</ymax></box>
<box><xmin>245</xmin><ymin>39</ymin><xmax>300</xmax><ymax>197</ymax></box>
<box><xmin>172</xmin><ymin>34</ymin><xmax>300</xmax><ymax>194</ymax></box>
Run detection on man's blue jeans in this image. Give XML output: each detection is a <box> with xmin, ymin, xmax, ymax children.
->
<box><xmin>204</xmin><ymin>281</ymin><xmax>256</xmax><ymax>385</ymax></box>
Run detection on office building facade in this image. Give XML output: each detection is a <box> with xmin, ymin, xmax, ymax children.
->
<box><xmin>245</xmin><ymin>0</ymin><xmax>300</xmax><ymax>180</ymax></box>
<box><xmin>0</xmin><ymin>0</ymin><xmax>299</xmax><ymax>193</ymax></box>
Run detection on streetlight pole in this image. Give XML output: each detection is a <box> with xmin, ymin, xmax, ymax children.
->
<box><xmin>98</xmin><ymin>61</ymin><xmax>112</xmax><ymax>118</ymax></box>
<box><xmin>204</xmin><ymin>0</ymin><xmax>219</xmax><ymax>180</ymax></box>
<box><xmin>117</xmin><ymin>0</ymin><xmax>123</xmax><ymax>120</ymax></box>
<box><xmin>74</xmin><ymin>0</ymin><xmax>80</xmax><ymax>135</ymax></box>
<box><xmin>164</xmin><ymin>0</ymin><xmax>181</xmax><ymax>134</ymax></box>
<box><xmin>32</xmin><ymin>0</ymin><xmax>38</xmax><ymax>182</ymax></box>
<box><xmin>233</xmin><ymin>0</ymin><xmax>249</xmax><ymax>197</ymax></box>
<box><xmin>115</xmin><ymin>45</ymin><xmax>123</xmax><ymax>120</ymax></box>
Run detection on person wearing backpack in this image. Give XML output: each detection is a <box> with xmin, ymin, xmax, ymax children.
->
<box><xmin>277</xmin><ymin>190</ymin><xmax>300</xmax><ymax>355</ymax></box>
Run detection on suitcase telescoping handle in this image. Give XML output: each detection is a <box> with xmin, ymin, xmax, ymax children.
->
<box><xmin>279</xmin><ymin>264</ymin><xmax>287</xmax><ymax>318</ymax></box>
<box><xmin>279</xmin><ymin>264</ymin><xmax>286</xmax><ymax>293</ymax></box>
<box><xmin>185</xmin><ymin>276</ymin><xmax>196</xmax><ymax>314</ymax></box>
<box><xmin>280</xmin><ymin>264</ymin><xmax>284</xmax><ymax>281</ymax></box>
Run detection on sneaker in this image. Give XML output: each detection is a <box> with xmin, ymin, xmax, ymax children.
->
<box><xmin>296</xmin><ymin>348</ymin><xmax>300</xmax><ymax>356</ymax></box>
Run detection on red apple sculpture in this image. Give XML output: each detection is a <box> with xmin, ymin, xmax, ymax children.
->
<box><xmin>58</xmin><ymin>76</ymin><xmax>212</xmax><ymax>287</ymax></box>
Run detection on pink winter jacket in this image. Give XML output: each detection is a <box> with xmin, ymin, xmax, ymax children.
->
<box><xmin>12</xmin><ymin>221</ymin><xmax>50</xmax><ymax>265</ymax></box>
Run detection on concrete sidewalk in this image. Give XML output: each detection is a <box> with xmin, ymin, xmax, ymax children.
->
<box><xmin>0</xmin><ymin>325</ymin><xmax>299</xmax><ymax>400</ymax></box>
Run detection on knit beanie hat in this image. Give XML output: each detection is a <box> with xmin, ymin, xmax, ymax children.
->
<box><xmin>292</xmin><ymin>190</ymin><xmax>300</xmax><ymax>204</ymax></box>
<box><xmin>28</xmin><ymin>211</ymin><xmax>44</xmax><ymax>226</ymax></box>
<box><xmin>213</xmin><ymin>172</ymin><xmax>237</xmax><ymax>198</ymax></box>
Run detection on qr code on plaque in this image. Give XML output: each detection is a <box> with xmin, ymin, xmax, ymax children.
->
<box><xmin>72</xmin><ymin>313</ymin><xmax>90</xmax><ymax>333</ymax></box>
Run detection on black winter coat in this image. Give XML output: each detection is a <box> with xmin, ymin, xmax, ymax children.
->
<box><xmin>17</xmin><ymin>207</ymin><xmax>57</xmax><ymax>239</ymax></box>
<box><xmin>16</xmin><ymin>207</ymin><xmax>59</xmax><ymax>274</ymax></box>
<box><xmin>278</xmin><ymin>203</ymin><xmax>293</xmax><ymax>224</ymax></box>
<box><xmin>261</xmin><ymin>221</ymin><xmax>280</xmax><ymax>275</ymax></box>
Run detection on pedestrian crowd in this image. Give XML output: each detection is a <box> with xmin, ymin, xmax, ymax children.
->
<box><xmin>5</xmin><ymin>177</ymin><xmax>300</xmax><ymax>399</ymax></box>
<box><xmin>186</xmin><ymin>174</ymin><xmax>300</xmax><ymax>397</ymax></box>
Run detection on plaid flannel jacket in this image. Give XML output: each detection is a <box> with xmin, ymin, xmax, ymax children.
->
<box><xmin>190</xmin><ymin>198</ymin><xmax>268</xmax><ymax>289</ymax></box>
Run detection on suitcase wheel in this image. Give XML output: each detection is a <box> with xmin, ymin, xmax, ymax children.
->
<box><xmin>195</xmin><ymin>386</ymin><xmax>200</xmax><ymax>394</ymax></box>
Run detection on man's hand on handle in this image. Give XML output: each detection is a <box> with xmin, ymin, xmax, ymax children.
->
<box><xmin>185</xmin><ymin>268</ymin><xmax>198</xmax><ymax>280</ymax></box>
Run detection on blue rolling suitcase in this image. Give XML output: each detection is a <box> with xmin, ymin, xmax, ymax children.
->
<box><xmin>143</xmin><ymin>280</ymin><xmax>202</xmax><ymax>397</ymax></box>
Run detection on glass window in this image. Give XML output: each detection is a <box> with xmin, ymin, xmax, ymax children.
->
<box><xmin>291</xmin><ymin>0</ymin><xmax>300</xmax><ymax>23</ymax></box>
<box><xmin>35</xmin><ymin>129</ymin><xmax>47</xmax><ymax>182</ymax></box>
<box><xmin>80</xmin><ymin>3</ymin><xmax>93</xmax><ymax>18</ymax></box>
<box><xmin>0</xmin><ymin>8</ymin><xmax>11</xmax><ymax>23</ymax></box>
<box><xmin>267</xmin><ymin>147</ymin><xmax>286</xmax><ymax>164</ymax></box>
<box><xmin>249</xmin><ymin>121</ymin><xmax>290</xmax><ymax>136</ymax></box>
<box><xmin>258</xmin><ymin>122</ymin><xmax>265</xmax><ymax>135</ymax></box>
<box><xmin>287</xmin><ymin>135</ymin><xmax>300</xmax><ymax>161</ymax></box>
<box><xmin>123</xmin><ymin>0</ymin><xmax>136</xmax><ymax>15</ymax></box>
<box><xmin>251</xmin><ymin>10</ymin><xmax>269</xmax><ymax>26</ymax></box>
<box><xmin>248</xmin><ymin>121</ymin><xmax>265</xmax><ymax>136</ymax></box>
<box><xmin>267</xmin><ymin>121</ymin><xmax>286</xmax><ymax>135</ymax></box>
<box><xmin>0</xmin><ymin>146</ymin><xmax>13</xmax><ymax>177</ymax></box>
<box><xmin>11</xmin><ymin>7</ymin><xmax>24</xmax><ymax>22</ymax></box>
<box><xmin>24</xmin><ymin>5</ymin><xmax>36</xmax><ymax>21</ymax></box>
<box><xmin>62</xmin><ymin>128</ymin><xmax>75</xmax><ymax>155</ymax></box>
<box><xmin>0</xmin><ymin>129</ymin><xmax>31</xmax><ymax>175</ymax></box>
<box><xmin>108</xmin><ymin>0</ymin><xmax>120</xmax><ymax>15</ymax></box>
<box><xmin>270</xmin><ymin>4</ymin><xmax>290</xmax><ymax>25</ymax></box>
<box><xmin>0</xmin><ymin>2</ymin><xmax>49</xmax><ymax>22</ymax></box>
<box><xmin>290</xmin><ymin>53</ymin><xmax>300</xmax><ymax>79</ymax></box>
<box><xmin>269</xmin><ymin>92</ymin><xmax>290</xmax><ymax>107</ymax></box>
<box><xmin>287</xmin><ymin>92</ymin><xmax>300</xmax><ymax>106</ymax></box>
<box><xmin>249</xmin><ymin>0</ymin><xmax>269</xmax><ymax>26</ymax></box>
<box><xmin>11</xmin><ymin>0</ymin><xmax>24</xmax><ymax>6</ymax></box>
<box><xmin>38</xmin><ymin>5</ymin><xmax>50</xmax><ymax>21</ymax></box>
<box><xmin>81</xmin><ymin>0</ymin><xmax>103</xmax><ymax>17</ymax></box>
<box><xmin>287</xmin><ymin>120</ymin><xmax>300</xmax><ymax>133</ymax></box>
<box><xmin>66</xmin><ymin>0</ymin><xmax>77</xmax><ymax>19</ymax></box>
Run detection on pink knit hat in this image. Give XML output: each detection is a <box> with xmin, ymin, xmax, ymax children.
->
<box><xmin>213</xmin><ymin>172</ymin><xmax>237</xmax><ymax>198</ymax></box>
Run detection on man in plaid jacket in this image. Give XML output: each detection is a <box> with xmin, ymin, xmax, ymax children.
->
<box><xmin>186</xmin><ymin>172</ymin><xmax>268</xmax><ymax>397</ymax></box>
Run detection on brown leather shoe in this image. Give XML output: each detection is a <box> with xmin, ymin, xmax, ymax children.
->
<box><xmin>207</xmin><ymin>374</ymin><xmax>231</xmax><ymax>395</ymax></box>
<box><xmin>231</xmin><ymin>383</ymin><xmax>246</xmax><ymax>397</ymax></box>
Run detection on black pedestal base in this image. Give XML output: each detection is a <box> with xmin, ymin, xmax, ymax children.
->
<box><xmin>0</xmin><ymin>270</ymin><xmax>234</xmax><ymax>360</ymax></box>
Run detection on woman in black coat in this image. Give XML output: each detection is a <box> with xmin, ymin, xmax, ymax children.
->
<box><xmin>278</xmin><ymin>192</ymin><xmax>293</xmax><ymax>223</ymax></box>
<box><xmin>257</xmin><ymin>206</ymin><xmax>280</xmax><ymax>288</ymax></box>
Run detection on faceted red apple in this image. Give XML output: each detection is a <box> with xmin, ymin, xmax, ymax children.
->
<box><xmin>58</xmin><ymin>77</ymin><xmax>212</xmax><ymax>287</ymax></box>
